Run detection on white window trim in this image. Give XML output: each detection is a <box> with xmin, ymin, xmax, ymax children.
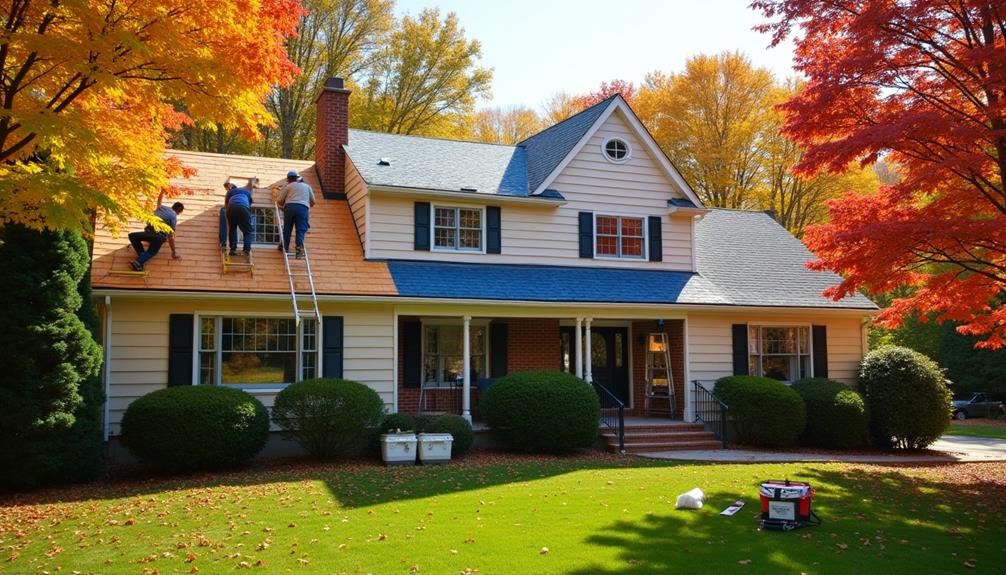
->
<box><xmin>233</xmin><ymin>204</ymin><xmax>283</xmax><ymax>248</ymax></box>
<box><xmin>746</xmin><ymin>323</ymin><xmax>814</xmax><ymax>383</ymax></box>
<box><xmin>193</xmin><ymin>312</ymin><xmax>322</xmax><ymax>391</ymax></box>
<box><xmin>600</xmin><ymin>137</ymin><xmax>631</xmax><ymax>164</ymax></box>
<box><xmin>430</xmin><ymin>204</ymin><xmax>486</xmax><ymax>254</ymax></box>
<box><xmin>420</xmin><ymin>319</ymin><xmax>490</xmax><ymax>388</ymax></box>
<box><xmin>593</xmin><ymin>212</ymin><xmax>648</xmax><ymax>260</ymax></box>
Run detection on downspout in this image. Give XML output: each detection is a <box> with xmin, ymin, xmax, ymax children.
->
<box><xmin>103</xmin><ymin>295</ymin><xmax>112</xmax><ymax>441</ymax></box>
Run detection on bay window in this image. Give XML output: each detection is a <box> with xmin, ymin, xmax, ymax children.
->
<box><xmin>748</xmin><ymin>325</ymin><xmax>811</xmax><ymax>382</ymax></box>
<box><xmin>199</xmin><ymin>316</ymin><xmax>319</xmax><ymax>387</ymax></box>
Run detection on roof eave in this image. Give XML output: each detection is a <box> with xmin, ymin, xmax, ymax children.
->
<box><xmin>367</xmin><ymin>184</ymin><xmax>567</xmax><ymax>206</ymax></box>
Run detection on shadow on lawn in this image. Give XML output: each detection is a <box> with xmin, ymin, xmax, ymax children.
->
<box><xmin>567</xmin><ymin>465</ymin><xmax>1006</xmax><ymax>574</ymax></box>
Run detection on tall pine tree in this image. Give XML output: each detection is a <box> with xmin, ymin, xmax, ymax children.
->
<box><xmin>0</xmin><ymin>225</ymin><xmax>102</xmax><ymax>488</ymax></box>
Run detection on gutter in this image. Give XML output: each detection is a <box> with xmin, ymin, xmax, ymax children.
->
<box><xmin>102</xmin><ymin>295</ymin><xmax>112</xmax><ymax>441</ymax></box>
<box><xmin>368</xmin><ymin>184</ymin><xmax>567</xmax><ymax>206</ymax></box>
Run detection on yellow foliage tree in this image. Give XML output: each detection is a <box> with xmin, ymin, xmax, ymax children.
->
<box><xmin>635</xmin><ymin>52</ymin><xmax>775</xmax><ymax>209</ymax></box>
<box><xmin>472</xmin><ymin>106</ymin><xmax>545</xmax><ymax>144</ymax></box>
<box><xmin>0</xmin><ymin>0</ymin><xmax>302</xmax><ymax>233</ymax></box>
<box><xmin>350</xmin><ymin>8</ymin><xmax>492</xmax><ymax>138</ymax></box>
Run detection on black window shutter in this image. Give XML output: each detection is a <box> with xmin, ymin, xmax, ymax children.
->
<box><xmin>486</xmin><ymin>206</ymin><xmax>501</xmax><ymax>254</ymax></box>
<box><xmin>812</xmin><ymin>325</ymin><xmax>828</xmax><ymax>379</ymax></box>
<box><xmin>168</xmin><ymin>314</ymin><xmax>194</xmax><ymax>386</ymax></box>
<box><xmin>414</xmin><ymin>202</ymin><xmax>430</xmax><ymax>251</ymax></box>
<box><xmin>578</xmin><ymin>212</ymin><xmax>593</xmax><ymax>258</ymax></box>
<box><xmin>490</xmin><ymin>322</ymin><xmax>508</xmax><ymax>377</ymax></box>
<box><xmin>402</xmin><ymin>320</ymin><xmax>423</xmax><ymax>388</ymax></box>
<box><xmin>648</xmin><ymin>215</ymin><xmax>662</xmax><ymax>262</ymax></box>
<box><xmin>731</xmin><ymin>324</ymin><xmax>749</xmax><ymax>376</ymax></box>
<box><xmin>322</xmin><ymin>316</ymin><xmax>344</xmax><ymax>378</ymax></box>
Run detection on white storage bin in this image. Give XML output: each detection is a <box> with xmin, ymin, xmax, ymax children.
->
<box><xmin>417</xmin><ymin>433</ymin><xmax>454</xmax><ymax>464</ymax></box>
<box><xmin>380</xmin><ymin>433</ymin><xmax>417</xmax><ymax>466</ymax></box>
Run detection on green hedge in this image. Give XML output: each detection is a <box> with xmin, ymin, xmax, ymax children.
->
<box><xmin>858</xmin><ymin>346</ymin><xmax>951</xmax><ymax>449</ymax></box>
<box><xmin>120</xmin><ymin>386</ymin><xmax>268</xmax><ymax>471</ymax></box>
<box><xmin>714</xmin><ymin>376</ymin><xmax>806</xmax><ymax>447</ymax></box>
<box><xmin>379</xmin><ymin>413</ymin><xmax>419</xmax><ymax>434</ymax></box>
<box><xmin>791</xmin><ymin>378</ymin><xmax>868</xmax><ymax>449</ymax></box>
<box><xmin>480</xmin><ymin>370</ymin><xmax>599</xmax><ymax>453</ymax></box>
<box><xmin>427</xmin><ymin>414</ymin><xmax>474</xmax><ymax>458</ymax></box>
<box><xmin>272</xmin><ymin>378</ymin><xmax>385</xmax><ymax>459</ymax></box>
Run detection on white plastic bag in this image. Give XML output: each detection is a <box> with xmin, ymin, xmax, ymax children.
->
<box><xmin>675</xmin><ymin>487</ymin><xmax>706</xmax><ymax>509</ymax></box>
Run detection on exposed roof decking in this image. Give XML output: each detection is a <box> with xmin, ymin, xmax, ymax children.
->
<box><xmin>90</xmin><ymin>150</ymin><xmax>397</xmax><ymax>296</ymax></box>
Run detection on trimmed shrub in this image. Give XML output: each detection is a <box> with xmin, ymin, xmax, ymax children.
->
<box><xmin>428</xmin><ymin>414</ymin><xmax>474</xmax><ymax>457</ymax></box>
<box><xmin>858</xmin><ymin>346</ymin><xmax>951</xmax><ymax>449</ymax></box>
<box><xmin>121</xmin><ymin>386</ymin><xmax>268</xmax><ymax>471</ymax></box>
<box><xmin>791</xmin><ymin>378</ymin><xmax>868</xmax><ymax>449</ymax></box>
<box><xmin>272</xmin><ymin>378</ymin><xmax>384</xmax><ymax>459</ymax></box>
<box><xmin>480</xmin><ymin>370</ymin><xmax>599</xmax><ymax>453</ymax></box>
<box><xmin>380</xmin><ymin>412</ymin><xmax>418</xmax><ymax>434</ymax></box>
<box><xmin>714</xmin><ymin>376</ymin><xmax>806</xmax><ymax>447</ymax></box>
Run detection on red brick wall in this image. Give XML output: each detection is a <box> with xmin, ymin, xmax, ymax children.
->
<box><xmin>315</xmin><ymin>78</ymin><xmax>350</xmax><ymax>197</ymax></box>
<box><xmin>630</xmin><ymin>320</ymin><xmax>685</xmax><ymax>418</ymax></box>
<box><xmin>395</xmin><ymin>317</ymin><xmax>561</xmax><ymax>416</ymax></box>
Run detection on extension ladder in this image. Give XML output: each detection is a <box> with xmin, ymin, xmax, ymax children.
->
<box><xmin>274</xmin><ymin>203</ymin><xmax>321</xmax><ymax>327</ymax></box>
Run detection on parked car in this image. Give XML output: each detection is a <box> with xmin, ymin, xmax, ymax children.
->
<box><xmin>951</xmin><ymin>393</ymin><xmax>1005</xmax><ymax>420</ymax></box>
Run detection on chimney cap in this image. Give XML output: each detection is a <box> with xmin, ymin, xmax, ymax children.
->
<box><xmin>320</xmin><ymin>77</ymin><xmax>350</xmax><ymax>95</ymax></box>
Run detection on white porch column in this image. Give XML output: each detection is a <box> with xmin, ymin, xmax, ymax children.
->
<box><xmin>462</xmin><ymin>315</ymin><xmax>472</xmax><ymax>422</ymax></box>
<box><xmin>584</xmin><ymin>318</ymin><xmax>593</xmax><ymax>383</ymax></box>
<box><xmin>574</xmin><ymin>317</ymin><xmax>583</xmax><ymax>379</ymax></box>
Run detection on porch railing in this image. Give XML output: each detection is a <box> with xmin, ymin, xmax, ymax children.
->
<box><xmin>692</xmin><ymin>380</ymin><xmax>729</xmax><ymax>448</ymax></box>
<box><xmin>592</xmin><ymin>381</ymin><xmax>625</xmax><ymax>454</ymax></box>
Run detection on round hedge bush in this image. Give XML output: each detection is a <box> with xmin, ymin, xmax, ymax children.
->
<box><xmin>858</xmin><ymin>346</ymin><xmax>951</xmax><ymax>449</ymax></box>
<box><xmin>379</xmin><ymin>412</ymin><xmax>418</xmax><ymax>434</ymax></box>
<box><xmin>714</xmin><ymin>376</ymin><xmax>806</xmax><ymax>447</ymax></box>
<box><xmin>791</xmin><ymin>378</ymin><xmax>868</xmax><ymax>449</ymax></box>
<box><xmin>120</xmin><ymin>386</ymin><xmax>268</xmax><ymax>471</ymax></box>
<box><xmin>480</xmin><ymin>370</ymin><xmax>600</xmax><ymax>453</ymax></box>
<box><xmin>272</xmin><ymin>378</ymin><xmax>385</xmax><ymax>459</ymax></box>
<box><xmin>427</xmin><ymin>414</ymin><xmax>474</xmax><ymax>457</ymax></box>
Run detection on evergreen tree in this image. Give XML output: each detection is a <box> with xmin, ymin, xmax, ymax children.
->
<box><xmin>0</xmin><ymin>225</ymin><xmax>102</xmax><ymax>488</ymax></box>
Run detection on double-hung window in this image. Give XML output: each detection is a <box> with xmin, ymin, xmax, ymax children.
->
<box><xmin>748</xmin><ymin>325</ymin><xmax>811</xmax><ymax>382</ymax></box>
<box><xmin>235</xmin><ymin>206</ymin><xmax>281</xmax><ymax>245</ymax></box>
<box><xmin>198</xmin><ymin>316</ymin><xmax>319</xmax><ymax>387</ymax></box>
<box><xmin>433</xmin><ymin>206</ymin><xmax>483</xmax><ymax>251</ymax></box>
<box><xmin>423</xmin><ymin>324</ymin><xmax>487</xmax><ymax>386</ymax></box>
<box><xmin>595</xmin><ymin>214</ymin><xmax>645</xmax><ymax>259</ymax></box>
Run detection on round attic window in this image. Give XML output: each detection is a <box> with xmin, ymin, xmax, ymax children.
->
<box><xmin>602</xmin><ymin>137</ymin><xmax>630</xmax><ymax>163</ymax></box>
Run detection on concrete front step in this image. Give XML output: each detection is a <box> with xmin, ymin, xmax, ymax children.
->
<box><xmin>605</xmin><ymin>440</ymin><xmax>723</xmax><ymax>452</ymax></box>
<box><xmin>602</xmin><ymin>431</ymin><xmax>714</xmax><ymax>443</ymax></box>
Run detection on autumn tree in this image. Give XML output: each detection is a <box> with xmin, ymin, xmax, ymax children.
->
<box><xmin>351</xmin><ymin>8</ymin><xmax>492</xmax><ymax>137</ymax></box>
<box><xmin>634</xmin><ymin>52</ymin><xmax>775</xmax><ymax>209</ymax></box>
<box><xmin>755</xmin><ymin>0</ymin><xmax>1006</xmax><ymax>347</ymax></box>
<box><xmin>472</xmin><ymin>106</ymin><xmax>545</xmax><ymax>144</ymax></box>
<box><xmin>576</xmin><ymin>79</ymin><xmax>637</xmax><ymax>108</ymax></box>
<box><xmin>541</xmin><ymin>92</ymin><xmax>583</xmax><ymax>124</ymax></box>
<box><xmin>0</xmin><ymin>1</ymin><xmax>301</xmax><ymax>232</ymax></box>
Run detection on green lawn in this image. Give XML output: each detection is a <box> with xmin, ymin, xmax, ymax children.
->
<box><xmin>948</xmin><ymin>424</ymin><xmax>1006</xmax><ymax>439</ymax></box>
<box><xmin>2</xmin><ymin>457</ymin><xmax>1003</xmax><ymax>574</ymax></box>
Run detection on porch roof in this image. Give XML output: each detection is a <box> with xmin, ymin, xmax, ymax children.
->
<box><xmin>386</xmin><ymin>260</ymin><xmax>730</xmax><ymax>305</ymax></box>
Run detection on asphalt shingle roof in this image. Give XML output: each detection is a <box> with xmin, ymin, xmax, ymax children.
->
<box><xmin>694</xmin><ymin>209</ymin><xmax>877</xmax><ymax>309</ymax></box>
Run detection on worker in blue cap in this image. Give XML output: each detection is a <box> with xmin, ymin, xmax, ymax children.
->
<box><xmin>276</xmin><ymin>170</ymin><xmax>316</xmax><ymax>257</ymax></box>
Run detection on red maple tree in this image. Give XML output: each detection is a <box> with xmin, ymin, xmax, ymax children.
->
<box><xmin>753</xmin><ymin>0</ymin><xmax>1006</xmax><ymax>348</ymax></box>
<box><xmin>577</xmin><ymin>79</ymin><xmax>637</xmax><ymax>108</ymax></box>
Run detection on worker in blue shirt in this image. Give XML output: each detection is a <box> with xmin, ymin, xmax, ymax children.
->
<box><xmin>224</xmin><ymin>179</ymin><xmax>255</xmax><ymax>256</ymax></box>
<box><xmin>129</xmin><ymin>190</ymin><xmax>184</xmax><ymax>271</ymax></box>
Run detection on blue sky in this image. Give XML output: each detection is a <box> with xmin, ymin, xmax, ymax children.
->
<box><xmin>394</xmin><ymin>0</ymin><xmax>797</xmax><ymax>110</ymax></box>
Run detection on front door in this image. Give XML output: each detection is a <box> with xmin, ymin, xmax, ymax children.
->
<box><xmin>559</xmin><ymin>326</ymin><xmax>630</xmax><ymax>405</ymax></box>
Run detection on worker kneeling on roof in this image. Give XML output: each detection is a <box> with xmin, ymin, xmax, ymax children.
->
<box><xmin>129</xmin><ymin>191</ymin><xmax>183</xmax><ymax>272</ymax></box>
<box><xmin>224</xmin><ymin>179</ymin><xmax>255</xmax><ymax>256</ymax></box>
<box><xmin>277</xmin><ymin>170</ymin><xmax>315</xmax><ymax>257</ymax></box>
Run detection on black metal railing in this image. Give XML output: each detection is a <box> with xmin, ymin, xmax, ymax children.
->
<box><xmin>692</xmin><ymin>380</ymin><xmax>729</xmax><ymax>448</ymax></box>
<box><xmin>592</xmin><ymin>381</ymin><xmax>625</xmax><ymax>454</ymax></box>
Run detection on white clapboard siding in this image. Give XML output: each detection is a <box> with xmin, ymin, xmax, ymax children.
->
<box><xmin>687</xmin><ymin>312</ymin><xmax>866</xmax><ymax>386</ymax></box>
<box><xmin>104</xmin><ymin>298</ymin><xmax>394</xmax><ymax>435</ymax></box>
<box><xmin>345</xmin><ymin>157</ymin><xmax>368</xmax><ymax>248</ymax></box>
<box><xmin>366</xmin><ymin>110</ymin><xmax>695</xmax><ymax>270</ymax></box>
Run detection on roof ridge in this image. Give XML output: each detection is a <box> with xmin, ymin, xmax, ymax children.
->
<box><xmin>347</xmin><ymin>128</ymin><xmax>518</xmax><ymax>149</ymax></box>
<box><xmin>516</xmin><ymin>94</ymin><xmax>620</xmax><ymax>146</ymax></box>
<box><xmin>165</xmin><ymin>148</ymin><xmax>315</xmax><ymax>164</ymax></box>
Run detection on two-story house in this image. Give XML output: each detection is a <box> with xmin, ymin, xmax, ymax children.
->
<box><xmin>90</xmin><ymin>77</ymin><xmax>876</xmax><ymax>450</ymax></box>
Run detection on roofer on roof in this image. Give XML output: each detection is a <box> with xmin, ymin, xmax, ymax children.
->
<box><xmin>276</xmin><ymin>170</ymin><xmax>315</xmax><ymax>258</ymax></box>
<box><xmin>129</xmin><ymin>190</ymin><xmax>184</xmax><ymax>272</ymax></box>
<box><xmin>223</xmin><ymin>179</ymin><xmax>255</xmax><ymax>257</ymax></box>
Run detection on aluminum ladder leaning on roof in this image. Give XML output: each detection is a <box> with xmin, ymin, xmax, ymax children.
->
<box><xmin>273</xmin><ymin>199</ymin><xmax>321</xmax><ymax>327</ymax></box>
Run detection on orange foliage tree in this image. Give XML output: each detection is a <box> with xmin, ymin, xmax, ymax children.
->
<box><xmin>0</xmin><ymin>0</ymin><xmax>302</xmax><ymax>232</ymax></box>
<box><xmin>754</xmin><ymin>0</ymin><xmax>1006</xmax><ymax>348</ymax></box>
<box><xmin>576</xmin><ymin>79</ymin><xmax>637</xmax><ymax>108</ymax></box>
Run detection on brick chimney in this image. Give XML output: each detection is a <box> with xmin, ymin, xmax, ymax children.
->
<box><xmin>315</xmin><ymin>77</ymin><xmax>351</xmax><ymax>199</ymax></box>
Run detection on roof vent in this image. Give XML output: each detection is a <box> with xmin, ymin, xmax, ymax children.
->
<box><xmin>378</xmin><ymin>157</ymin><xmax>391</xmax><ymax>166</ymax></box>
<box><xmin>460</xmin><ymin>186</ymin><xmax>478</xmax><ymax>192</ymax></box>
